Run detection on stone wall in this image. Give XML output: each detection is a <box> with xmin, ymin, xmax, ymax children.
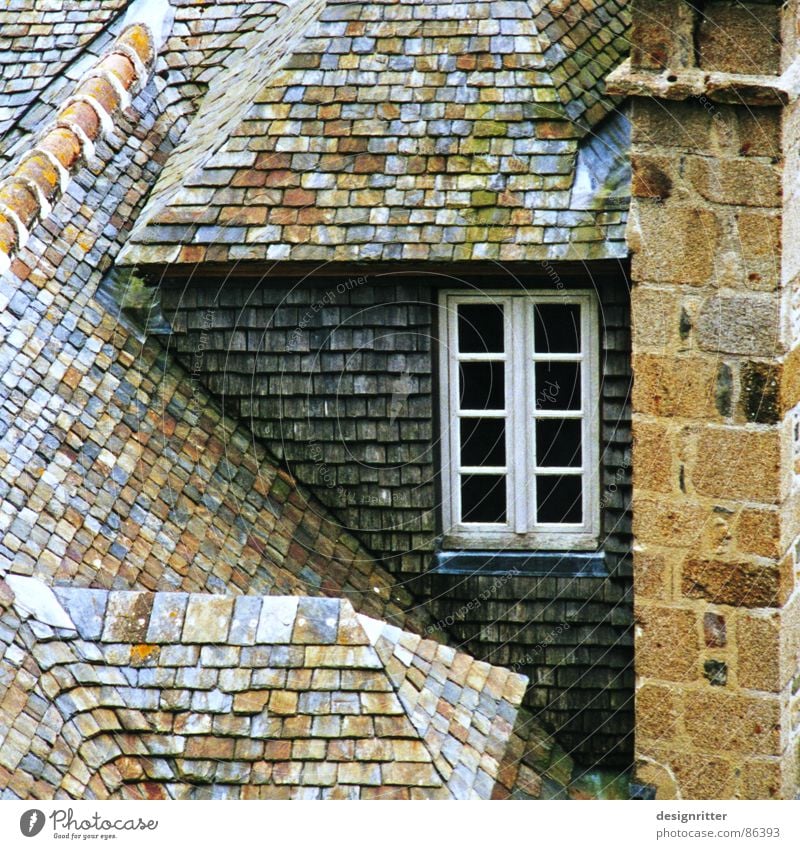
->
<box><xmin>158</xmin><ymin>263</ymin><xmax>634</xmax><ymax>765</ymax></box>
<box><xmin>610</xmin><ymin>0</ymin><xmax>800</xmax><ymax>799</ymax></box>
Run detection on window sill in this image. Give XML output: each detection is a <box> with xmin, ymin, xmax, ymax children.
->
<box><xmin>432</xmin><ymin>549</ymin><xmax>608</xmax><ymax>578</ymax></box>
<box><xmin>442</xmin><ymin>531</ymin><xmax>599</xmax><ymax>551</ymax></box>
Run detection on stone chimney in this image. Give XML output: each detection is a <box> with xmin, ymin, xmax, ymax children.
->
<box><xmin>609</xmin><ymin>0</ymin><xmax>800</xmax><ymax>798</ymax></box>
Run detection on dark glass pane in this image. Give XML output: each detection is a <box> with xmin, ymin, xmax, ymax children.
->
<box><xmin>536</xmin><ymin>475</ymin><xmax>582</xmax><ymax>523</ymax></box>
<box><xmin>535</xmin><ymin>362</ymin><xmax>581</xmax><ymax>410</ymax></box>
<box><xmin>460</xmin><ymin>418</ymin><xmax>506</xmax><ymax>467</ymax></box>
<box><xmin>459</xmin><ymin>361</ymin><xmax>504</xmax><ymax>410</ymax></box>
<box><xmin>536</xmin><ymin>419</ymin><xmax>582</xmax><ymax>468</ymax></box>
<box><xmin>457</xmin><ymin>303</ymin><xmax>504</xmax><ymax>353</ymax></box>
<box><xmin>461</xmin><ymin>474</ymin><xmax>506</xmax><ymax>523</ymax></box>
<box><xmin>534</xmin><ymin>304</ymin><xmax>581</xmax><ymax>353</ymax></box>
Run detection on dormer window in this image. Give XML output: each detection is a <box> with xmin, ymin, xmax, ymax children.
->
<box><xmin>438</xmin><ymin>290</ymin><xmax>600</xmax><ymax>550</ymax></box>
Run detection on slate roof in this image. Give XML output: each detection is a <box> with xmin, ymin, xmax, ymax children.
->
<box><xmin>0</xmin><ymin>0</ymin><xmax>628</xmax><ymax>802</ymax></box>
<box><xmin>119</xmin><ymin>0</ymin><xmax>630</xmax><ymax>267</ymax></box>
<box><xmin>0</xmin><ymin>577</ymin><xmax>539</xmax><ymax>799</ymax></box>
<box><xmin>0</xmin><ymin>16</ymin><xmax>429</xmax><ymax>632</ymax></box>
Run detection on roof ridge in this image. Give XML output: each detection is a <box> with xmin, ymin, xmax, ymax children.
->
<box><xmin>0</xmin><ymin>23</ymin><xmax>156</xmax><ymax>276</ymax></box>
<box><xmin>355</xmin><ymin>610</ymin><xmax>455</xmax><ymax>795</ymax></box>
<box><xmin>357</xmin><ymin>609</ymin><xmax>529</xmax><ymax>799</ymax></box>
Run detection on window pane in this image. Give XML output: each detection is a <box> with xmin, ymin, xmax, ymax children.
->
<box><xmin>536</xmin><ymin>475</ymin><xmax>582</xmax><ymax>523</ymax></box>
<box><xmin>535</xmin><ymin>362</ymin><xmax>581</xmax><ymax>410</ymax></box>
<box><xmin>457</xmin><ymin>303</ymin><xmax>504</xmax><ymax>353</ymax></box>
<box><xmin>461</xmin><ymin>474</ymin><xmax>506</xmax><ymax>522</ymax></box>
<box><xmin>536</xmin><ymin>419</ymin><xmax>582</xmax><ymax>468</ymax></box>
<box><xmin>534</xmin><ymin>304</ymin><xmax>581</xmax><ymax>353</ymax></box>
<box><xmin>459</xmin><ymin>361</ymin><xmax>504</xmax><ymax>410</ymax></box>
<box><xmin>460</xmin><ymin>418</ymin><xmax>505</xmax><ymax>467</ymax></box>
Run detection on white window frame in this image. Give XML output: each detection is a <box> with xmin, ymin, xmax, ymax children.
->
<box><xmin>438</xmin><ymin>289</ymin><xmax>600</xmax><ymax>550</ymax></box>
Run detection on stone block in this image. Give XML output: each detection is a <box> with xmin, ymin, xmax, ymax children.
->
<box><xmin>697</xmin><ymin>1</ymin><xmax>781</xmax><ymax>76</ymax></box>
<box><xmin>737</xmin><ymin>611</ymin><xmax>781</xmax><ymax>691</ymax></box>
<box><xmin>696</xmin><ymin>295</ymin><xmax>781</xmax><ymax>357</ymax></box>
<box><xmin>256</xmin><ymin>597</ymin><xmax>299</xmax><ymax>644</ymax></box>
<box><xmin>632</xmin><ymin>496</ymin><xmax>707</xmax><ymax>548</ymax></box>
<box><xmin>739</xmin><ymin>362</ymin><xmax>780</xmax><ymax>425</ymax></box>
<box><xmin>733</xmin><ymin>508</ymin><xmax>781</xmax><ymax>560</ymax></box>
<box><xmin>54</xmin><ymin>588</ymin><xmax>107</xmax><ymax>640</ymax></box>
<box><xmin>160</xmin><ymin>645</ymin><xmax>200</xmax><ymax>667</ymax></box>
<box><xmin>703</xmin><ymin>612</ymin><xmax>726</xmax><ymax>649</ymax></box>
<box><xmin>630</xmin><ymin>0</ymin><xmax>695</xmax><ymax>70</ymax></box>
<box><xmin>382</xmin><ymin>761</ymin><xmax>441</xmax><ymax>787</ymax></box>
<box><xmin>684</xmin><ymin>690</ymin><xmax>781</xmax><ymax>756</ymax></box>
<box><xmin>292</xmin><ymin>597</ymin><xmax>339</xmax><ymax>644</ymax></box>
<box><xmin>146</xmin><ymin>593</ymin><xmax>188</xmax><ymax>643</ymax></box>
<box><xmin>670</xmin><ymin>753</ymin><xmax>734</xmax><ymax>800</ymax></box>
<box><xmin>735</xmin><ymin>211</ymin><xmax>781</xmax><ymax>291</ymax></box>
<box><xmin>691</xmin><ymin>427</ymin><xmax>781</xmax><ymax>503</ymax></box>
<box><xmin>781</xmin><ymin>345</ymin><xmax>800</xmax><ymax>415</ymax></box>
<box><xmin>682</xmin><ymin>557</ymin><xmax>790</xmax><ymax>608</ymax></box>
<box><xmin>635</xmin><ymin>605</ymin><xmax>700</xmax><ymax>682</ymax></box>
<box><xmin>687</xmin><ymin>157</ymin><xmax>781</xmax><ymax>209</ymax></box>
<box><xmin>631</xmin><ymin>154</ymin><xmax>674</xmax><ymax>201</ymax></box>
<box><xmin>101</xmin><ymin>592</ymin><xmax>153</xmax><ymax>643</ymax></box>
<box><xmin>232</xmin><ymin>691</ymin><xmax>270</xmax><ymax>714</ymax></box>
<box><xmin>630</xmin><ymin>288</ymin><xmax>680</xmax><ymax>350</ymax></box>
<box><xmin>229</xmin><ymin>596</ymin><xmax>262</xmax><ymax>646</ymax></box>
<box><xmin>269</xmin><ymin>690</ymin><xmax>299</xmax><ymax>715</ymax></box>
<box><xmin>182</xmin><ymin>596</ymin><xmax>234</xmax><ymax>643</ymax></box>
<box><xmin>636</xmin><ymin>682</ymin><xmax>679</xmax><ymax>741</ymax></box>
<box><xmin>338</xmin><ymin>762</ymin><xmax>381</xmax><ymax>785</ymax></box>
<box><xmin>634</xmin><ymin>551</ymin><xmax>671</xmax><ymax>601</ymax></box>
<box><xmin>629</xmin><ymin>205</ymin><xmax>720</xmax><ymax>286</ymax></box>
<box><xmin>740</xmin><ymin>758</ymin><xmax>786</xmax><ymax>800</ymax></box>
<box><xmin>633</xmin><ymin>420</ymin><xmax>674</xmax><ymax>493</ymax></box>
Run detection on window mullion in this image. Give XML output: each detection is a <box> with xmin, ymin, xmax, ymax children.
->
<box><xmin>584</xmin><ymin>294</ymin><xmax>599</xmax><ymax>537</ymax></box>
<box><xmin>511</xmin><ymin>297</ymin><xmax>528</xmax><ymax>534</ymax></box>
<box><xmin>448</xmin><ymin>298</ymin><xmax>461</xmax><ymax>527</ymax></box>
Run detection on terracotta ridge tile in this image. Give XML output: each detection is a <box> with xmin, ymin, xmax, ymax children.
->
<box><xmin>0</xmin><ymin>23</ymin><xmax>156</xmax><ymax>276</ymax></box>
